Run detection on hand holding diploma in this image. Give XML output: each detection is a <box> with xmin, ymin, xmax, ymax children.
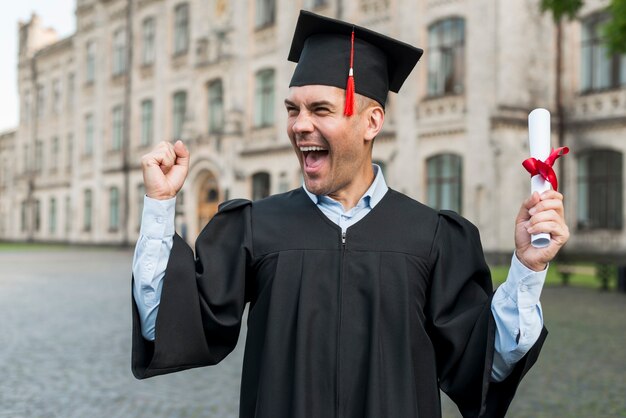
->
<box><xmin>514</xmin><ymin>109</ymin><xmax>570</xmax><ymax>271</ymax></box>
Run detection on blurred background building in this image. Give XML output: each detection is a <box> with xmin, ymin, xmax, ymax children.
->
<box><xmin>0</xmin><ymin>0</ymin><xmax>624</xmax><ymax>262</ymax></box>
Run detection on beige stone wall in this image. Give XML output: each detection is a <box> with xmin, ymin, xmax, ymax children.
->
<box><xmin>2</xmin><ymin>0</ymin><xmax>624</xmax><ymax>259</ymax></box>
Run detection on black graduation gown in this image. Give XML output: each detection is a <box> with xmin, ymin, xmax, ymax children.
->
<box><xmin>131</xmin><ymin>188</ymin><xmax>547</xmax><ymax>418</ymax></box>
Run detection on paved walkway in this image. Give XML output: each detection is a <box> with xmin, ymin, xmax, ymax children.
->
<box><xmin>0</xmin><ymin>248</ymin><xmax>243</xmax><ymax>418</ymax></box>
<box><xmin>0</xmin><ymin>248</ymin><xmax>624</xmax><ymax>417</ymax></box>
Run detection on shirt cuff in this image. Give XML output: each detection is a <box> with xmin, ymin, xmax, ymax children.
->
<box><xmin>497</xmin><ymin>252</ymin><xmax>548</xmax><ymax>309</ymax></box>
<box><xmin>139</xmin><ymin>195</ymin><xmax>176</xmax><ymax>239</ymax></box>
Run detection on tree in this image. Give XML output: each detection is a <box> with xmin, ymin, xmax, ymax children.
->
<box><xmin>539</xmin><ymin>0</ymin><xmax>583</xmax><ymax>21</ymax></box>
<box><xmin>538</xmin><ymin>0</ymin><xmax>583</xmax><ymax>157</ymax></box>
<box><xmin>540</xmin><ymin>0</ymin><xmax>626</xmax><ymax>58</ymax></box>
<box><xmin>539</xmin><ymin>0</ymin><xmax>626</xmax><ymax>234</ymax></box>
<box><xmin>603</xmin><ymin>0</ymin><xmax>626</xmax><ymax>55</ymax></box>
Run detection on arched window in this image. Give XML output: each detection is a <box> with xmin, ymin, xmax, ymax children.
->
<box><xmin>174</xmin><ymin>3</ymin><xmax>190</xmax><ymax>54</ymax></box>
<box><xmin>86</xmin><ymin>41</ymin><xmax>96</xmax><ymax>83</ymax></box>
<box><xmin>577</xmin><ymin>149</ymin><xmax>623</xmax><ymax>230</ymax></box>
<box><xmin>427</xmin><ymin>18</ymin><xmax>465</xmax><ymax>96</ymax></box>
<box><xmin>112</xmin><ymin>28</ymin><xmax>127</xmax><ymax>75</ymax></box>
<box><xmin>141</xmin><ymin>99</ymin><xmax>154</xmax><ymax>146</ymax></box>
<box><xmin>172</xmin><ymin>91</ymin><xmax>187</xmax><ymax>138</ymax></box>
<box><xmin>252</xmin><ymin>172</ymin><xmax>271</xmax><ymax>200</ymax></box>
<box><xmin>49</xmin><ymin>197</ymin><xmax>57</xmax><ymax>235</ymax></box>
<box><xmin>208</xmin><ymin>79</ymin><xmax>224</xmax><ymax>133</ymax></box>
<box><xmin>142</xmin><ymin>17</ymin><xmax>156</xmax><ymax>65</ymax></box>
<box><xmin>109</xmin><ymin>187</ymin><xmax>120</xmax><ymax>231</ymax></box>
<box><xmin>84</xmin><ymin>189</ymin><xmax>92</xmax><ymax>232</ymax></box>
<box><xmin>256</xmin><ymin>0</ymin><xmax>275</xmax><ymax>28</ymax></box>
<box><xmin>254</xmin><ymin>69</ymin><xmax>275</xmax><ymax>127</ymax></box>
<box><xmin>426</xmin><ymin>154</ymin><xmax>462</xmax><ymax>213</ymax></box>
<box><xmin>581</xmin><ymin>13</ymin><xmax>626</xmax><ymax>92</ymax></box>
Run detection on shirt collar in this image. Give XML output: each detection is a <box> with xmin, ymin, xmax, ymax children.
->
<box><xmin>302</xmin><ymin>164</ymin><xmax>388</xmax><ymax>209</ymax></box>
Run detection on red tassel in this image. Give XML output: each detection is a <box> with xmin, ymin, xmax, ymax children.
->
<box><xmin>344</xmin><ymin>70</ymin><xmax>355</xmax><ymax>116</ymax></box>
<box><xmin>344</xmin><ymin>29</ymin><xmax>355</xmax><ymax>116</ymax></box>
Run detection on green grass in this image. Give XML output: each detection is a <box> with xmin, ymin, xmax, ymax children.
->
<box><xmin>489</xmin><ymin>262</ymin><xmax>616</xmax><ymax>290</ymax></box>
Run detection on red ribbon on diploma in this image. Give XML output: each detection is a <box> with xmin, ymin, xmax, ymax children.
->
<box><xmin>522</xmin><ymin>147</ymin><xmax>570</xmax><ymax>191</ymax></box>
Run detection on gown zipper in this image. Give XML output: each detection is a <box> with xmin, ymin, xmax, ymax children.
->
<box><xmin>336</xmin><ymin>230</ymin><xmax>346</xmax><ymax>416</ymax></box>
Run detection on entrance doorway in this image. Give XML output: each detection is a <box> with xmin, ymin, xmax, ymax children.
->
<box><xmin>197</xmin><ymin>171</ymin><xmax>220</xmax><ymax>231</ymax></box>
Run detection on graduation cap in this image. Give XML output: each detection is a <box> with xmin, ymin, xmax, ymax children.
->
<box><xmin>288</xmin><ymin>10</ymin><xmax>423</xmax><ymax>115</ymax></box>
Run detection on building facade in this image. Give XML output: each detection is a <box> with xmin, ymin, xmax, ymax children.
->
<box><xmin>1</xmin><ymin>0</ymin><xmax>624</xmax><ymax>260</ymax></box>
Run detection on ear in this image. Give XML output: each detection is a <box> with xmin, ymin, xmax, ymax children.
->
<box><xmin>363</xmin><ymin>105</ymin><xmax>384</xmax><ymax>142</ymax></box>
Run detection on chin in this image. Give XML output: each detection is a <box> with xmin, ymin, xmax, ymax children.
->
<box><xmin>303</xmin><ymin>178</ymin><xmax>328</xmax><ymax>195</ymax></box>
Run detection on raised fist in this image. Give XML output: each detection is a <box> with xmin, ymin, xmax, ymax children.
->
<box><xmin>141</xmin><ymin>140</ymin><xmax>190</xmax><ymax>200</ymax></box>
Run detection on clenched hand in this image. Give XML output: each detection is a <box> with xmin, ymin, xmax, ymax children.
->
<box><xmin>515</xmin><ymin>190</ymin><xmax>570</xmax><ymax>271</ymax></box>
<box><xmin>141</xmin><ymin>140</ymin><xmax>190</xmax><ymax>200</ymax></box>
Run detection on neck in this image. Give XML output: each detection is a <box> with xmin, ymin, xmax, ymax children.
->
<box><xmin>327</xmin><ymin>164</ymin><xmax>375</xmax><ymax>211</ymax></box>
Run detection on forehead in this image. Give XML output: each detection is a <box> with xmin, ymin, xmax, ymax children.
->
<box><xmin>286</xmin><ymin>84</ymin><xmax>345</xmax><ymax>104</ymax></box>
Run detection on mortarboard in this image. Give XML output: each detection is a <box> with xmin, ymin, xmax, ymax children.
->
<box><xmin>288</xmin><ymin>10</ymin><xmax>423</xmax><ymax>115</ymax></box>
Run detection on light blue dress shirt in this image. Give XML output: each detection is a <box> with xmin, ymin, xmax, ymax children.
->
<box><xmin>133</xmin><ymin>165</ymin><xmax>547</xmax><ymax>382</ymax></box>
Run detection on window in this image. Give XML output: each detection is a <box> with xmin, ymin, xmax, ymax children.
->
<box><xmin>577</xmin><ymin>150</ymin><xmax>623</xmax><ymax>230</ymax></box>
<box><xmin>252</xmin><ymin>172</ymin><xmax>271</xmax><ymax>200</ymax></box>
<box><xmin>172</xmin><ymin>91</ymin><xmax>187</xmax><ymax>138</ymax></box>
<box><xmin>86</xmin><ymin>41</ymin><xmax>96</xmax><ymax>83</ymax></box>
<box><xmin>52</xmin><ymin>79</ymin><xmax>61</xmax><ymax>114</ymax></box>
<box><xmin>65</xmin><ymin>196</ymin><xmax>71</xmax><ymax>235</ymax></box>
<box><xmin>112</xmin><ymin>29</ymin><xmax>127</xmax><ymax>76</ymax></box>
<box><xmin>84</xmin><ymin>189</ymin><xmax>92</xmax><ymax>231</ymax></box>
<box><xmin>254</xmin><ymin>69</ymin><xmax>275</xmax><ymax>127</ymax></box>
<box><xmin>36</xmin><ymin>85</ymin><xmax>45</xmax><ymax>119</ymax></box>
<box><xmin>23</xmin><ymin>89</ymin><xmax>31</xmax><ymax>123</ymax></box>
<box><xmin>109</xmin><ymin>187</ymin><xmax>120</xmax><ymax>230</ymax></box>
<box><xmin>256</xmin><ymin>0</ymin><xmax>275</xmax><ymax>28</ymax></box>
<box><xmin>141</xmin><ymin>99</ymin><xmax>154</xmax><ymax>146</ymax></box>
<box><xmin>49</xmin><ymin>197</ymin><xmax>57</xmax><ymax>235</ymax></box>
<box><xmin>23</xmin><ymin>144</ymin><xmax>29</xmax><ymax>173</ymax></box>
<box><xmin>34</xmin><ymin>200</ymin><xmax>41</xmax><ymax>232</ymax></box>
<box><xmin>306</xmin><ymin>0</ymin><xmax>327</xmax><ymax>8</ymax></box>
<box><xmin>66</xmin><ymin>133</ymin><xmax>73</xmax><ymax>170</ymax></box>
<box><xmin>581</xmin><ymin>14</ymin><xmax>626</xmax><ymax>92</ymax></box>
<box><xmin>51</xmin><ymin>137</ymin><xmax>59</xmax><ymax>171</ymax></box>
<box><xmin>137</xmin><ymin>184</ymin><xmax>145</xmax><ymax>231</ymax></box>
<box><xmin>112</xmin><ymin>105</ymin><xmax>124</xmax><ymax>151</ymax></box>
<box><xmin>427</xmin><ymin>18</ymin><xmax>465</xmax><ymax>96</ymax></box>
<box><xmin>21</xmin><ymin>201</ymin><xmax>27</xmax><ymax>232</ymax></box>
<box><xmin>85</xmin><ymin>114</ymin><xmax>94</xmax><ymax>156</ymax></box>
<box><xmin>208</xmin><ymin>79</ymin><xmax>224</xmax><ymax>133</ymax></box>
<box><xmin>360</xmin><ymin>0</ymin><xmax>389</xmax><ymax>13</ymax></box>
<box><xmin>174</xmin><ymin>3</ymin><xmax>189</xmax><ymax>55</ymax></box>
<box><xmin>426</xmin><ymin>154</ymin><xmax>462</xmax><ymax>213</ymax></box>
<box><xmin>67</xmin><ymin>73</ymin><xmax>74</xmax><ymax>109</ymax></box>
<box><xmin>142</xmin><ymin>17</ymin><xmax>156</xmax><ymax>65</ymax></box>
<box><xmin>34</xmin><ymin>140</ymin><xmax>43</xmax><ymax>173</ymax></box>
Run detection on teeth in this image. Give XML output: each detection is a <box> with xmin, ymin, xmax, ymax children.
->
<box><xmin>299</xmin><ymin>146</ymin><xmax>327</xmax><ymax>152</ymax></box>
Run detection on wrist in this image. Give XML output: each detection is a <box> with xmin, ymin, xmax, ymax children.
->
<box><xmin>515</xmin><ymin>250</ymin><xmax>548</xmax><ymax>272</ymax></box>
<box><xmin>146</xmin><ymin>191</ymin><xmax>176</xmax><ymax>200</ymax></box>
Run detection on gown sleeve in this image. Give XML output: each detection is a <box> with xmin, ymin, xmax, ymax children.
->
<box><xmin>427</xmin><ymin>210</ymin><xmax>547</xmax><ymax>418</ymax></box>
<box><xmin>131</xmin><ymin>199</ymin><xmax>252</xmax><ymax>379</ymax></box>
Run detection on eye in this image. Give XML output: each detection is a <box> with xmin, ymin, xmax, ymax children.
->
<box><xmin>314</xmin><ymin>106</ymin><xmax>331</xmax><ymax>115</ymax></box>
<box><xmin>286</xmin><ymin>106</ymin><xmax>299</xmax><ymax>117</ymax></box>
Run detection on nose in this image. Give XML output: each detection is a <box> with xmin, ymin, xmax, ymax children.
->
<box><xmin>291</xmin><ymin>110</ymin><xmax>314</xmax><ymax>135</ymax></box>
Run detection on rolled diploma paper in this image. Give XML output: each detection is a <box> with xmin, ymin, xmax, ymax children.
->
<box><xmin>528</xmin><ymin>108</ymin><xmax>551</xmax><ymax>248</ymax></box>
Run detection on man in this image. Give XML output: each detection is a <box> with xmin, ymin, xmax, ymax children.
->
<box><xmin>132</xmin><ymin>10</ymin><xmax>569</xmax><ymax>418</ymax></box>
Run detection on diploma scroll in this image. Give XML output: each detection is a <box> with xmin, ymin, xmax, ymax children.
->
<box><xmin>528</xmin><ymin>109</ymin><xmax>551</xmax><ymax>248</ymax></box>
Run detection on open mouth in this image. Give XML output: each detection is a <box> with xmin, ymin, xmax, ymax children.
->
<box><xmin>299</xmin><ymin>146</ymin><xmax>329</xmax><ymax>172</ymax></box>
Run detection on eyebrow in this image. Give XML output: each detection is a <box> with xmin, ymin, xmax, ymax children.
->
<box><xmin>283</xmin><ymin>99</ymin><xmax>336</xmax><ymax>109</ymax></box>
